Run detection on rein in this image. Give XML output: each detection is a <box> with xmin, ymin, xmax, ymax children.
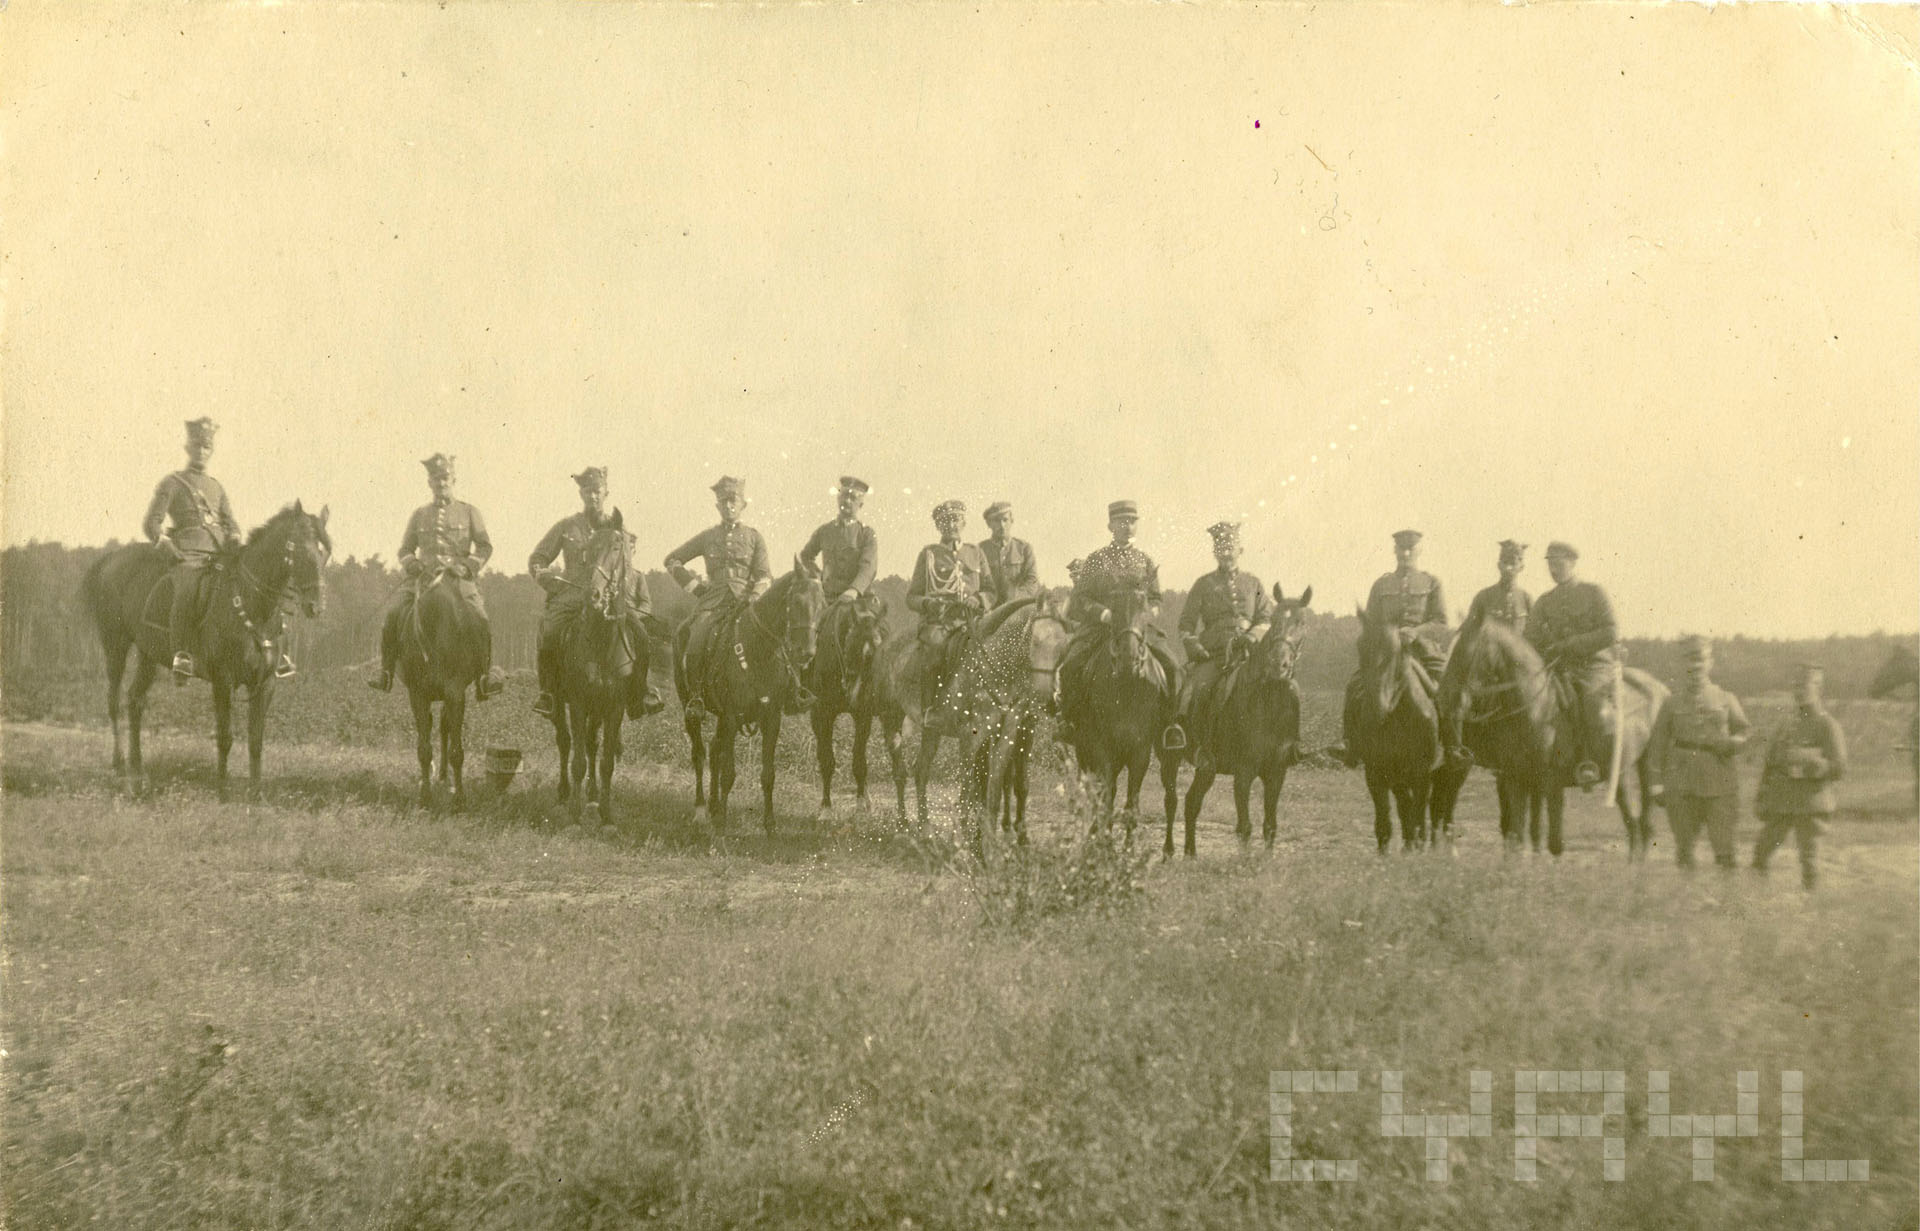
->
<box><xmin>226</xmin><ymin>533</ymin><xmax>303</xmax><ymax>668</ymax></box>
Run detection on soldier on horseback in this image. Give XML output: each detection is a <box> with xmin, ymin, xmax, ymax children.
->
<box><xmin>800</xmin><ymin>475</ymin><xmax>879</xmax><ymax>667</ymax></box>
<box><xmin>529</xmin><ymin>467</ymin><xmax>663</xmax><ymax>721</ymax></box>
<box><xmin>1367</xmin><ymin>529</ymin><xmax>1450</xmax><ymax>676</ymax></box>
<box><xmin>1441</xmin><ymin>539</ymin><xmax>1532</xmax><ymax>764</ymax></box>
<box><xmin>367</xmin><ymin>454</ymin><xmax>503</xmax><ymax>699</ymax></box>
<box><xmin>1169</xmin><ymin>521</ymin><xmax>1274</xmax><ymax>757</ymax></box>
<box><xmin>143</xmin><ymin>418</ymin><xmax>291</xmax><ymax>684</ymax></box>
<box><xmin>1055</xmin><ymin>499</ymin><xmax>1181</xmax><ymax>745</ymax></box>
<box><xmin>665</xmin><ymin>475</ymin><xmax>773</xmax><ymax>720</ymax></box>
<box><xmin>1525</xmin><ymin>541</ymin><xmax>1618</xmax><ymax>788</ymax></box>
<box><xmin>979</xmin><ymin>501</ymin><xmax>1041</xmax><ymax>609</ymax></box>
<box><xmin>906</xmin><ymin>499</ymin><xmax>989</xmax><ymax>716</ymax></box>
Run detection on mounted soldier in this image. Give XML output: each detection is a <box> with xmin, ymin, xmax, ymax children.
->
<box><xmin>800</xmin><ymin>475</ymin><xmax>879</xmax><ymax>667</ymax></box>
<box><xmin>979</xmin><ymin>501</ymin><xmax>1041</xmax><ymax>609</ymax></box>
<box><xmin>1441</xmin><ymin>539</ymin><xmax>1532</xmax><ymax>764</ymax></box>
<box><xmin>367</xmin><ymin>453</ymin><xmax>503</xmax><ymax>700</ymax></box>
<box><xmin>529</xmin><ymin>467</ymin><xmax>662</xmax><ymax>721</ymax></box>
<box><xmin>143</xmin><ymin>418</ymin><xmax>292</xmax><ymax>683</ymax></box>
<box><xmin>905</xmin><ymin>499</ymin><xmax>989</xmax><ymax>716</ymax></box>
<box><xmin>1056</xmin><ymin>499</ymin><xmax>1181</xmax><ymax>747</ymax></box>
<box><xmin>1168</xmin><ymin>521</ymin><xmax>1274</xmax><ymax>757</ymax></box>
<box><xmin>665</xmin><ymin>475</ymin><xmax>773</xmax><ymax>720</ymax></box>
<box><xmin>1334</xmin><ymin>529</ymin><xmax>1449</xmax><ymax>767</ymax></box>
<box><xmin>1525</xmin><ymin>540</ymin><xmax>1618</xmax><ymax>788</ymax></box>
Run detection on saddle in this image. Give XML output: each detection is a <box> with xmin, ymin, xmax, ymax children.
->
<box><xmin>139</xmin><ymin>561</ymin><xmax>218</xmax><ymax>635</ymax></box>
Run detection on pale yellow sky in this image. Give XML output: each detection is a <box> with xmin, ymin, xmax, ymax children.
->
<box><xmin>4</xmin><ymin>2</ymin><xmax>1916</xmax><ymax>637</ymax></box>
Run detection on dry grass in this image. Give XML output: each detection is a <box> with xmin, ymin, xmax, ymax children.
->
<box><xmin>3</xmin><ymin>708</ymin><xmax>1916</xmax><ymax>1229</ymax></box>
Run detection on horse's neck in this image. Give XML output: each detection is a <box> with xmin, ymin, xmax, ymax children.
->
<box><xmin>235</xmin><ymin>532</ymin><xmax>288</xmax><ymax>622</ymax></box>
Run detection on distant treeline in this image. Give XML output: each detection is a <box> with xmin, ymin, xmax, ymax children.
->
<box><xmin>3</xmin><ymin>540</ymin><xmax>1914</xmax><ymax>700</ymax></box>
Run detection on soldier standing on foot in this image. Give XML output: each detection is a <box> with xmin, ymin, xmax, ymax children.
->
<box><xmin>1648</xmin><ymin>635</ymin><xmax>1750</xmax><ymax>871</ymax></box>
<box><xmin>1753</xmin><ymin>663</ymin><xmax>1846</xmax><ymax>890</ymax></box>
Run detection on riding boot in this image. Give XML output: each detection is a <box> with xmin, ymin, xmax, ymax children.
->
<box><xmin>683</xmin><ymin>644</ymin><xmax>708</xmax><ymax>719</ymax></box>
<box><xmin>533</xmin><ymin>641</ymin><xmax>558</xmax><ymax>718</ymax></box>
<box><xmin>369</xmin><ymin>618</ymin><xmax>396</xmax><ymax>691</ymax></box>
<box><xmin>627</xmin><ymin>670</ymin><xmax>665</xmax><ymax>718</ymax></box>
<box><xmin>475</xmin><ymin>625</ymin><xmax>503</xmax><ymax>701</ymax></box>
<box><xmin>168</xmin><ymin>570</ymin><xmax>199</xmax><ymax>685</ymax></box>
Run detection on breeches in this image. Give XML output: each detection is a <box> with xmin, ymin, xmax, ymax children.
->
<box><xmin>1667</xmin><ymin>793</ymin><xmax>1737</xmax><ymax>867</ymax></box>
<box><xmin>1753</xmin><ymin>812</ymin><xmax>1824</xmax><ymax>884</ymax></box>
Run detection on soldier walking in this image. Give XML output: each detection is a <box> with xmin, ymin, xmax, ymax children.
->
<box><xmin>1526</xmin><ymin>541</ymin><xmax>1619</xmax><ymax>787</ymax></box>
<box><xmin>1648</xmin><ymin>635</ymin><xmax>1750</xmax><ymax>870</ymax></box>
<box><xmin>665</xmin><ymin>475</ymin><xmax>772</xmax><ymax>719</ymax></box>
<box><xmin>367</xmin><ymin>454</ymin><xmax>503</xmax><ymax>699</ymax></box>
<box><xmin>528</xmin><ymin>467</ymin><xmax>662</xmax><ymax>720</ymax></box>
<box><xmin>143</xmin><ymin>418</ymin><xmax>292</xmax><ymax>683</ymax></box>
<box><xmin>1169</xmin><ymin>521</ymin><xmax>1273</xmax><ymax>756</ymax></box>
<box><xmin>1752</xmin><ymin>662</ymin><xmax>1847</xmax><ymax>890</ymax></box>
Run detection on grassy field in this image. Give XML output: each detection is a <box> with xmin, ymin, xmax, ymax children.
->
<box><xmin>4</xmin><ymin>682</ymin><xmax>1918</xmax><ymax>1228</ymax></box>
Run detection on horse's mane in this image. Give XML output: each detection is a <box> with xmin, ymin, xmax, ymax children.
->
<box><xmin>1464</xmin><ymin>617</ymin><xmax>1543</xmax><ymax>679</ymax></box>
<box><xmin>243</xmin><ymin>504</ymin><xmax>330</xmax><ymax>551</ymax></box>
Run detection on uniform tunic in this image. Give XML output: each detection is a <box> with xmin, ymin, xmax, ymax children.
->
<box><xmin>1366</xmin><ymin>567</ymin><xmax>1448</xmax><ymax>676</ymax></box>
<box><xmin>979</xmin><ymin>536</ymin><xmax>1041</xmax><ymax>607</ymax></box>
<box><xmin>666</xmin><ymin>522</ymin><xmax>772</xmax><ymax>611</ymax></box>
<box><xmin>906</xmin><ymin>541</ymin><xmax>988</xmax><ymax>621</ymax></box>
<box><xmin>1466</xmin><ymin>581</ymin><xmax>1531</xmax><ymax>632</ymax></box>
<box><xmin>1648</xmin><ymin>682</ymin><xmax>1750</xmax><ymax>798</ymax></box>
<box><xmin>1755</xmin><ymin>706</ymin><xmax>1847</xmax><ymax>817</ymax></box>
<box><xmin>391</xmin><ymin>498</ymin><xmax>492</xmax><ymax>614</ymax></box>
<box><xmin>800</xmin><ymin>518</ymin><xmax>878</xmax><ymax>597</ymax></box>
<box><xmin>1069</xmin><ymin>543</ymin><xmax>1161</xmax><ymax>624</ymax></box>
<box><xmin>143</xmin><ymin>469</ymin><xmax>240</xmax><ymax>560</ymax></box>
<box><xmin>1526</xmin><ymin>580</ymin><xmax>1617</xmax><ymax>668</ymax></box>
<box><xmin>1179</xmin><ymin>569</ymin><xmax>1274</xmax><ymax>659</ymax></box>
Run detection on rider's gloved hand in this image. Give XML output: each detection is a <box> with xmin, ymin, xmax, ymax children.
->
<box><xmin>450</xmin><ymin>561</ymin><xmax>472</xmax><ymax>580</ymax></box>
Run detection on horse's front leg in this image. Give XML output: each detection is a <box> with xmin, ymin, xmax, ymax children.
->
<box><xmin>1545</xmin><ymin>786</ymin><xmax>1567</xmax><ymax>857</ymax></box>
<box><xmin>761</xmin><ymin>709</ymin><xmax>780</xmax><ymax>835</ymax></box>
<box><xmin>246</xmin><ymin>682</ymin><xmax>270</xmax><ymax>801</ymax></box>
<box><xmin>813</xmin><ymin>706</ymin><xmax>837</xmax><ymax>818</ymax></box>
<box><xmin>1262</xmin><ymin>767</ymin><xmax>1286</xmax><ymax>846</ymax></box>
<box><xmin>884</xmin><ymin>718</ymin><xmax>910</xmax><ymax>824</ymax></box>
<box><xmin>1182</xmin><ymin>763</ymin><xmax>1217</xmax><ymax>858</ymax></box>
<box><xmin>212</xmin><ymin>683</ymin><xmax>234</xmax><ymax>799</ymax></box>
<box><xmin>446</xmin><ymin>693</ymin><xmax>467</xmax><ymax>810</ymax></box>
<box><xmin>712</xmin><ymin>714</ymin><xmax>736</xmax><ymax>822</ymax></box>
<box><xmin>410</xmin><ymin>689</ymin><xmax>435</xmax><ymax>809</ymax></box>
<box><xmin>914</xmin><ymin>729</ymin><xmax>940</xmax><ymax>827</ymax></box>
<box><xmin>851</xmin><ymin>709</ymin><xmax>874</xmax><ymax>812</ymax></box>
<box><xmin>1232</xmin><ymin>773</ymin><xmax>1254</xmax><ymax>843</ymax></box>
<box><xmin>567</xmin><ymin>707</ymin><xmax>590</xmax><ymax>822</ymax></box>
<box><xmin>553</xmin><ymin>709</ymin><xmax>572</xmax><ymax>804</ymax></box>
<box><xmin>1366</xmin><ymin>766</ymin><xmax>1393</xmax><ymax>853</ymax></box>
<box><xmin>600</xmin><ymin>712</ymin><xmax>621</xmax><ymax>828</ymax></box>
<box><xmin>684</xmin><ymin>713</ymin><xmax>707</xmax><ymax>812</ymax></box>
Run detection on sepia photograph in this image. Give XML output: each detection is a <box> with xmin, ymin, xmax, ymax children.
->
<box><xmin>2</xmin><ymin>1</ymin><xmax>1916</xmax><ymax>1226</ymax></box>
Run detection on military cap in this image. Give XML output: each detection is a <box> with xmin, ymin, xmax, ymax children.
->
<box><xmin>984</xmin><ymin>501</ymin><xmax>1013</xmax><ymax>522</ymax></box>
<box><xmin>933</xmin><ymin>499</ymin><xmax>966</xmax><ymax>521</ymax></box>
<box><xmin>573</xmin><ymin>466</ymin><xmax>609</xmax><ymax>491</ymax></box>
<box><xmin>838</xmin><ymin>475</ymin><xmax>870</xmax><ymax>495</ymax></box>
<box><xmin>711</xmin><ymin>475</ymin><xmax>745</xmax><ymax>499</ymax></box>
<box><xmin>184</xmin><ymin>417</ymin><xmax>219</xmax><ymax>442</ymax></box>
<box><xmin>1108</xmin><ymin>499</ymin><xmax>1139</xmax><ymax>519</ymax></box>
<box><xmin>1795</xmin><ymin>661</ymin><xmax>1825</xmax><ymax>676</ymax></box>
<box><xmin>1680</xmin><ymin>634</ymin><xmax>1713</xmax><ymax>660</ymax></box>
<box><xmin>1546</xmin><ymin>541</ymin><xmax>1578</xmax><ymax>559</ymax></box>
<box><xmin>422</xmin><ymin>453</ymin><xmax>455</xmax><ymax>480</ymax></box>
<box><xmin>1392</xmin><ymin>529</ymin><xmax>1423</xmax><ymax>548</ymax></box>
<box><xmin>1497</xmin><ymin>539</ymin><xmax>1527</xmax><ymax>561</ymax></box>
<box><xmin>1206</xmin><ymin>521</ymin><xmax>1242</xmax><ymax>545</ymax></box>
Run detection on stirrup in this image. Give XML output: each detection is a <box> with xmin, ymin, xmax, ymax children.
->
<box><xmin>475</xmin><ymin>669</ymin><xmax>504</xmax><ymax>701</ymax></box>
<box><xmin>1574</xmin><ymin>760</ymin><xmax>1602</xmax><ymax>789</ymax></box>
<box><xmin>533</xmin><ymin>692</ymin><xmax>557</xmax><ymax>718</ymax></box>
<box><xmin>171</xmin><ymin>652</ymin><xmax>194</xmax><ymax>684</ymax></box>
<box><xmin>1161</xmin><ymin>723</ymin><xmax>1188</xmax><ymax>752</ymax></box>
<box><xmin>274</xmin><ymin>655</ymin><xmax>297</xmax><ymax>680</ymax></box>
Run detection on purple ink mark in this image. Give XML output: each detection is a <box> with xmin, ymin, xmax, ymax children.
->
<box><xmin>1254</xmin><ymin>120</ymin><xmax>1261</xmax><ymax>129</ymax></box>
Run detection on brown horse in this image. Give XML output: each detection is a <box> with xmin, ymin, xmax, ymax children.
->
<box><xmin>1173</xmin><ymin>585</ymin><xmax>1313</xmax><ymax>856</ymax></box>
<box><xmin>392</xmin><ymin>570</ymin><xmax>492</xmax><ymax>810</ymax></box>
<box><xmin>947</xmin><ymin>597</ymin><xmax>1073</xmax><ymax>860</ymax></box>
<box><xmin>1344</xmin><ymin>606</ymin><xmax>1469</xmax><ymax>852</ymax></box>
<box><xmin>808</xmin><ymin>592</ymin><xmax>890</xmax><ymax>820</ymax></box>
<box><xmin>1058</xmin><ymin>586</ymin><xmax>1179</xmax><ymax>842</ymax></box>
<box><xmin>1870</xmin><ymin>644</ymin><xmax>1918</xmax><ymax>797</ymax></box>
<box><xmin>82</xmin><ymin>502</ymin><xmax>331</xmax><ymax>798</ymax></box>
<box><xmin>1443</xmin><ymin>616</ymin><xmax>1555</xmax><ymax>851</ymax></box>
<box><xmin>549</xmin><ymin>514</ymin><xmax>652</xmax><ymax>828</ymax></box>
<box><xmin>676</xmin><ymin>562</ymin><xmax>826</xmax><ymax>831</ymax></box>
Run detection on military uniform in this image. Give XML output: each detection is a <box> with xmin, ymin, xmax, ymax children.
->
<box><xmin>373</xmin><ymin>481</ymin><xmax>497</xmax><ymax>693</ymax></box>
<box><xmin>1526</xmin><ymin>573</ymin><xmax>1619</xmax><ymax>772</ymax></box>
<box><xmin>907</xmin><ymin>540</ymin><xmax>989</xmax><ymax>620</ymax></box>
<box><xmin>1058</xmin><ymin>504</ymin><xmax>1179</xmax><ymax>728</ymax></box>
<box><xmin>1648</xmin><ymin>675</ymin><xmax>1750</xmax><ymax>868</ymax></box>
<box><xmin>1441</xmin><ymin>545</ymin><xmax>1532</xmax><ymax>761</ymax></box>
<box><xmin>1753</xmin><ymin>700</ymin><xmax>1846</xmax><ymax>888</ymax></box>
<box><xmin>800</xmin><ymin>518</ymin><xmax>878</xmax><ymax>599</ymax></box>
<box><xmin>1176</xmin><ymin>566</ymin><xmax>1274</xmax><ymax>750</ymax></box>
<box><xmin>1365</xmin><ymin>566</ymin><xmax>1449</xmax><ymax>679</ymax></box>
<box><xmin>144</xmin><ymin>419</ymin><xmax>243</xmax><ymax>677</ymax></box>
<box><xmin>1466</xmin><ymin>580</ymin><xmax>1531</xmax><ymax>632</ymax></box>
<box><xmin>980</xmin><ymin>534</ymin><xmax>1041</xmax><ymax>608</ymax></box>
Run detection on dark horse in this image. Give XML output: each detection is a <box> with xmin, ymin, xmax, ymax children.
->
<box><xmin>1869</xmin><ymin>642</ymin><xmax>1918</xmax><ymax>795</ymax></box>
<box><xmin>676</xmin><ymin>562</ymin><xmax>827</xmax><ymax>830</ymax></box>
<box><xmin>83</xmin><ymin>502</ymin><xmax>331</xmax><ymax>798</ymax></box>
<box><xmin>394</xmin><ymin>570</ymin><xmax>490</xmax><ymax>810</ymax></box>
<box><xmin>548</xmin><ymin>513</ymin><xmax>651</xmax><ymax>828</ymax></box>
<box><xmin>1443</xmin><ymin>616</ymin><xmax>1555</xmax><ymax>851</ymax></box>
<box><xmin>1172</xmin><ymin>585</ymin><xmax>1314</xmax><ymax>857</ymax></box>
<box><xmin>808</xmin><ymin>593</ymin><xmax>890</xmax><ymax>820</ymax></box>
<box><xmin>1061</xmin><ymin>586</ymin><xmax>1179</xmax><ymax>842</ymax></box>
<box><xmin>1345</xmin><ymin>606</ymin><xmax>1469</xmax><ymax>852</ymax></box>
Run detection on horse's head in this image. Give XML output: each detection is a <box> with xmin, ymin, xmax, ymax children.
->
<box><xmin>1252</xmin><ymin>583</ymin><xmax>1313</xmax><ymax>681</ymax></box>
<box><xmin>583</xmin><ymin>510</ymin><xmax>637</xmax><ymax>619</ymax></box>
<box><xmin>254</xmin><ymin>501</ymin><xmax>331</xmax><ymax>617</ymax></box>
<box><xmin>1354</xmin><ymin>602</ymin><xmax>1404</xmax><ymax>712</ymax></box>
<box><xmin>781</xmin><ymin>554</ymin><xmax>829</xmax><ymax>669</ymax></box>
<box><xmin>1105</xmin><ymin>586</ymin><xmax>1155</xmax><ymax>677</ymax></box>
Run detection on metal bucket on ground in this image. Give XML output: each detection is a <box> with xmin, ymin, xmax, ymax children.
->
<box><xmin>484</xmin><ymin>747</ymin><xmax>523</xmax><ymax>792</ymax></box>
